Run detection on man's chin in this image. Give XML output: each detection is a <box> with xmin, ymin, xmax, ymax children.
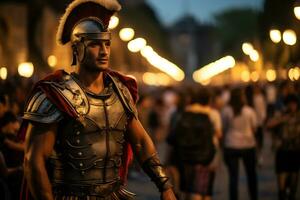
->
<box><xmin>88</xmin><ymin>65</ymin><xmax>109</xmax><ymax>72</ymax></box>
<box><xmin>81</xmin><ymin>63</ymin><xmax>109</xmax><ymax>73</ymax></box>
<box><xmin>97</xmin><ymin>65</ymin><xmax>109</xmax><ymax>72</ymax></box>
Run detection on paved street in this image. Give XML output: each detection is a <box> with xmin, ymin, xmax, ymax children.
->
<box><xmin>127</xmin><ymin>132</ymin><xmax>300</xmax><ymax>200</ymax></box>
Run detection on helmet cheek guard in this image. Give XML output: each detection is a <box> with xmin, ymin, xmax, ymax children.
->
<box><xmin>71</xmin><ymin>42</ymin><xmax>86</xmax><ymax>66</ymax></box>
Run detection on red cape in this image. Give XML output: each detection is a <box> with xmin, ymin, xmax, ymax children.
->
<box><xmin>19</xmin><ymin>69</ymin><xmax>138</xmax><ymax>200</ymax></box>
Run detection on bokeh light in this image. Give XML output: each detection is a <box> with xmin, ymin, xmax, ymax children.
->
<box><xmin>108</xmin><ymin>16</ymin><xmax>119</xmax><ymax>29</ymax></box>
<box><xmin>249</xmin><ymin>50</ymin><xmax>259</xmax><ymax>62</ymax></box>
<box><xmin>193</xmin><ymin>56</ymin><xmax>236</xmax><ymax>82</ymax></box>
<box><xmin>283</xmin><ymin>29</ymin><xmax>297</xmax><ymax>46</ymax></box>
<box><xmin>119</xmin><ymin>28</ymin><xmax>135</xmax><ymax>42</ymax></box>
<box><xmin>128</xmin><ymin>38</ymin><xmax>147</xmax><ymax>53</ymax></box>
<box><xmin>250</xmin><ymin>71</ymin><xmax>259</xmax><ymax>82</ymax></box>
<box><xmin>241</xmin><ymin>70</ymin><xmax>250</xmax><ymax>82</ymax></box>
<box><xmin>0</xmin><ymin>67</ymin><xmax>7</xmax><ymax>80</ymax></box>
<box><xmin>294</xmin><ymin>6</ymin><xmax>300</xmax><ymax>20</ymax></box>
<box><xmin>266</xmin><ymin>69</ymin><xmax>276</xmax><ymax>82</ymax></box>
<box><xmin>242</xmin><ymin>43</ymin><xmax>254</xmax><ymax>55</ymax></box>
<box><xmin>18</xmin><ymin>62</ymin><xmax>34</xmax><ymax>78</ymax></box>
<box><xmin>48</xmin><ymin>55</ymin><xmax>57</xmax><ymax>67</ymax></box>
<box><xmin>269</xmin><ymin>29</ymin><xmax>281</xmax><ymax>43</ymax></box>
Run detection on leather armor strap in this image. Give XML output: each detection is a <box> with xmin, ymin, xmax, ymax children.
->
<box><xmin>53</xmin><ymin>181</ymin><xmax>120</xmax><ymax>197</ymax></box>
<box><xmin>142</xmin><ymin>154</ymin><xmax>172</xmax><ymax>192</ymax></box>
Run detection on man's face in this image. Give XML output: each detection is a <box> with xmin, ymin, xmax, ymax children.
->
<box><xmin>81</xmin><ymin>39</ymin><xmax>111</xmax><ymax>72</ymax></box>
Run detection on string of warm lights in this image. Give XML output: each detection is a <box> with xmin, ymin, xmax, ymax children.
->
<box><xmin>142</xmin><ymin>72</ymin><xmax>172</xmax><ymax>86</ymax></box>
<box><xmin>269</xmin><ymin>29</ymin><xmax>297</xmax><ymax>46</ymax></box>
<box><xmin>110</xmin><ymin>17</ymin><xmax>185</xmax><ymax>82</ymax></box>
<box><xmin>193</xmin><ymin>56</ymin><xmax>236</xmax><ymax>84</ymax></box>
<box><xmin>242</xmin><ymin>42</ymin><xmax>259</xmax><ymax>62</ymax></box>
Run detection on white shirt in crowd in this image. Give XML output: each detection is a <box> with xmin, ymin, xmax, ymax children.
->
<box><xmin>223</xmin><ymin>105</ymin><xmax>257</xmax><ymax>149</ymax></box>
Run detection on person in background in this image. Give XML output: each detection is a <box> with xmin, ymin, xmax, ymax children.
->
<box><xmin>136</xmin><ymin>94</ymin><xmax>153</xmax><ymax>134</ymax></box>
<box><xmin>246</xmin><ymin>84</ymin><xmax>266</xmax><ymax>166</ymax></box>
<box><xmin>223</xmin><ymin>88</ymin><xmax>258</xmax><ymax>200</ymax></box>
<box><xmin>168</xmin><ymin>88</ymin><xmax>217</xmax><ymax>200</ymax></box>
<box><xmin>267</xmin><ymin>94</ymin><xmax>300</xmax><ymax>200</ymax></box>
<box><xmin>0</xmin><ymin>94</ymin><xmax>9</xmax><ymax>118</ymax></box>
<box><xmin>0</xmin><ymin>151</ymin><xmax>23</xmax><ymax>200</ymax></box>
<box><xmin>0</xmin><ymin>111</ymin><xmax>24</xmax><ymax>200</ymax></box>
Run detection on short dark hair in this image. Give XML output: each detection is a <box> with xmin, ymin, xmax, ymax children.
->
<box><xmin>230</xmin><ymin>88</ymin><xmax>246</xmax><ymax>116</ymax></box>
<box><xmin>192</xmin><ymin>87</ymin><xmax>211</xmax><ymax>105</ymax></box>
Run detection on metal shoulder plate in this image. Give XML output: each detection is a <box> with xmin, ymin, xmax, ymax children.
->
<box><xmin>44</xmin><ymin>74</ymin><xmax>90</xmax><ymax>116</ymax></box>
<box><xmin>108</xmin><ymin>74</ymin><xmax>138</xmax><ymax>119</ymax></box>
<box><xmin>23</xmin><ymin>91</ymin><xmax>63</xmax><ymax>124</ymax></box>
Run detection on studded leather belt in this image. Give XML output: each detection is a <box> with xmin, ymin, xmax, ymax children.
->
<box><xmin>52</xmin><ymin>181</ymin><xmax>120</xmax><ymax>197</ymax></box>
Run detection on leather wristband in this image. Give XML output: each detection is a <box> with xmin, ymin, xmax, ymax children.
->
<box><xmin>142</xmin><ymin>154</ymin><xmax>173</xmax><ymax>192</ymax></box>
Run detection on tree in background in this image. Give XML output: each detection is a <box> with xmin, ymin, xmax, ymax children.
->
<box><xmin>214</xmin><ymin>8</ymin><xmax>260</xmax><ymax>60</ymax></box>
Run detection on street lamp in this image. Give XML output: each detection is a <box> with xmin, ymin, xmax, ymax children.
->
<box><xmin>242</xmin><ymin>42</ymin><xmax>254</xmax><ymax>55</ymax></box>
<box><xmin>294</xmin><ymin>0</ymin><xmax>300</xmax><ymax>20</ymax></box>
<box><xmin>249</xmin><ymin>50</ymin><xmax>259</xmax><ymax>62</ymax></box>
<box><xmin>283</xmin><ymin>29</ymin><xmax>297</xmax><ymax>46</ymax></box>
<box><xmin>119</xmin><ymin>28</ymin><xmax>135</xmax><ymax>41</ymax></box>
<box><xmin>18</xmin><ymin>62</ymin><xmax>34</xmax><ymax>78</ymax></box>
<box><xmin>0</xmin><ymin>67</ymin><xmax>7</xmax><ymax>80</ymax></box>
<box><xmin>127</xmin><ymin>38</ymin><xmax>147</xmax><ymax>52</ymax></box>
<box><xmin>108</xmin><ymin>16</ymin><xmax>119</xmax><ymax>29</ymax></box>
<box><xmin>269</xmin><ymin>29</ymin><xmax>281</xmax><ymax>43</ymax></box>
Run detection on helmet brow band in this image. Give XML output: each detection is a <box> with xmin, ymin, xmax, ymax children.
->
<box><xmin>77</xmin><ymin>32</ymin><xmax>111</xmax><ymax>41</ymax></box>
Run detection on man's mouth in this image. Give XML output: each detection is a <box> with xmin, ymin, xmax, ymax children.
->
<box><xmin>97</xmin><ymin>59</ymin><xmax>108</xmax><ymax>63</ymax></box>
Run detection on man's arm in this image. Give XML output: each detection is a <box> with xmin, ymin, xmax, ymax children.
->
<box><xmin>127</xmin><ymin>118</ymin><xmax>176</xmax><ymax>200</ymax></box>
<box><xmin>24</xmin><ymin>122</ymin><xmax>57</xmax><ymax>200</ymax></box>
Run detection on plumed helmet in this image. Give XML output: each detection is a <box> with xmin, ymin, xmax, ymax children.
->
<box><xmin>56</xmin><ymin>0</ymin><xmax>121</xmax><ymax>45</ymax></box>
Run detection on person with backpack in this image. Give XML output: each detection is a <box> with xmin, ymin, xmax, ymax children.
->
<box><xmin>267</xmin><ymin>94</ymin><xmax>300</xmax><ymax>200</ymax></box>
<box><xmin>168</xmin><ymin>88</ymin><xmax>217</xmax><ymax>200</ymax></box>
<box><xmin>222</xmin><ymin>88</ymin><xmax>258</xmax><ymax>200</ymax></box>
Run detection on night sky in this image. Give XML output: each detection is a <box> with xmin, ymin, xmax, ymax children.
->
<box><xmin>145</xmin><ymin>0</ymin><xmax>264</xmax><ymax>25</ymax></box>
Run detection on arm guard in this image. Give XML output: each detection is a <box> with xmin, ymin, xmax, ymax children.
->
<box><xmin>142</xmin><ymin>154</ymin><xmax>172</xmax><ymax>192</ymax></box>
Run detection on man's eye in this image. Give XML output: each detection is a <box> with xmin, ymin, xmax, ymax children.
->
<box><xmin>105</xmin><ymin>41</ymin><xmax>111</xmax><ymax>46</ymax></box>
<box><xmin>89</xmin><ymin>43</ymin><xmax>98</xmax><ymax>48</ymax></box>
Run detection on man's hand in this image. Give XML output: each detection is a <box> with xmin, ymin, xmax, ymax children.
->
<box><xmin>161</xmin><ymin>188</ymin><xmax>177</xmax><ymax>200</ymax></box>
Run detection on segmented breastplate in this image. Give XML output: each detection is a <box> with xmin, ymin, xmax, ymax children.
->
<box><xmin>48</xmin><ymin>83</ymin><xmax>128</xmax><ymax>185</ymax></box>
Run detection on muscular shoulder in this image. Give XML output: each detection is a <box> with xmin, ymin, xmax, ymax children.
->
<box><xmin>23</xmin><ymin>90</ymin><xmax>63</xmax><ymax>124</ymax></box>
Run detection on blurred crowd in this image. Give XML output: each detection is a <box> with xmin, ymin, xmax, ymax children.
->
<box><xmin>0</xmin><ymin>74</ymin><xmax>300</xmax><ymax>200</ymax></box>
<box><xmin>135</xmin><ymin>80</ymin><xmax>300</xmax><ymax>200</ymax></box>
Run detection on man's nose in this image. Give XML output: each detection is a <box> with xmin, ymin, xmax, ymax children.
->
<box><xmin>99</xmin><ymin>43</ymin><xmax>108</xmax><ymax>55</ymax></box>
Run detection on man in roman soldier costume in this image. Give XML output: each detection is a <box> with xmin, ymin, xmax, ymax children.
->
<box><xmin>18</xmin><ymin>0</ymin><xmax>176</xmax><ymax>199</ymax></box>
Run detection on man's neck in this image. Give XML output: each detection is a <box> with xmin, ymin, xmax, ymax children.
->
<box><xmin>75</xmin><ymin>68</ymin><xmax>105</xmax><ymax>94</ymax></box>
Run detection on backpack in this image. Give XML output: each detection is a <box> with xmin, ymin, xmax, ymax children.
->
<box><xmin>173</xmin><ymin>111</ymin><xmax>216</xmax><ymax>165</ymax></box>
